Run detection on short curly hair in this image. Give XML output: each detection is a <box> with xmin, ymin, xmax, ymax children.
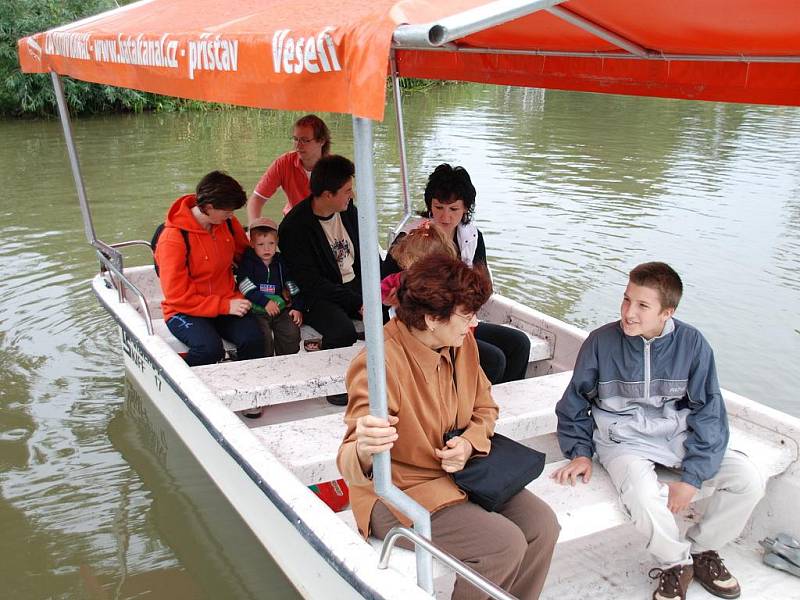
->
<box><xmin>396</xmin><ymin>254</ymin><xmax>492</xmax><ymax>331</ymax></box>
<box><xmin>421</xmin><ymin>163</ymin><xmax>476</xmax><ymax>224</ymax></box>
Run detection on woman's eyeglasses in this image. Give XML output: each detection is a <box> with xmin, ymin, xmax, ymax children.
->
<box><xmin>452</xmin><ymin>311</ymin><xmax>478</xmax><ymax>326</ymax></box>
<box><xmin>292</xmin><ymin>136</ymin><xmax>315</xmax><ymax>144</ymax></box>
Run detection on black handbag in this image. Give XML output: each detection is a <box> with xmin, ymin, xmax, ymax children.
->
<box><xmin>444</xmin><ymin>347</ymin><xmax>546</xmax><ymax>511</ymax></box>
<box><xmin>444</xmin><ymin>427</ymin><xmax>546</xmax><ymax>512</ymax></box>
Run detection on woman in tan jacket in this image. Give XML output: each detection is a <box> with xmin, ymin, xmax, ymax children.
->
<box><xmin>337</xmin><ymin>254</ymin><xmax>559</xmax><ymax>600</ymax></box>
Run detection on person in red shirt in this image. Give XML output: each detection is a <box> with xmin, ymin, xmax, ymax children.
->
<box><xmin>247</xmin><ymin>114</ymin><xmax>331</xmax><ymax>221</ymax></box>
<box><xmin>156</xmin><ymin>171</ymin><xmax>265</xmax><ymax>366</ymax></box>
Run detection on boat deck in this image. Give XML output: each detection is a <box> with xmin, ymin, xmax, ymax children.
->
<box><xmin>334</xmin><ymin>512</ymin><xmax>800</xmax><ymax>599</ymax></box>
<box><xmin>543</xmin><ymin>528</ymin><xmax>799</xmax><ymax>600</ymax></box>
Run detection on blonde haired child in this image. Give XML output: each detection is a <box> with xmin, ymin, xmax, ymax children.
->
<box><xmin>381</xmin><ymin>221</ymin><xmax>458</xmax><ymax>307</ymax></box>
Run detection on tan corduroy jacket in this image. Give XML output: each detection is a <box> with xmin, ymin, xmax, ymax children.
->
<box><xmin>337</xmin><ymin>318</ymin><xmax>498</xmax><ymax>538</ymax></box>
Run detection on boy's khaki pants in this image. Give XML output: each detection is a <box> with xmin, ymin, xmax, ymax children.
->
<box><xmin>254</xmin><ymin>311</ymin><xmax>300</xmax><ymax>356</ymax></box>
<box><xmin>602</xmin><ymin>450</ymin><xmax>765</xmax><ymax>567</ymax></box>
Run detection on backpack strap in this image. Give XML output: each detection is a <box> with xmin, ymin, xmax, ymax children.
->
<box><xmin>177</xmin><ymin>220</ymin><xmax>230</xmax><ymax>273</ymax></box>
<box><xmin>180</xmin><ymin>229</ymin><xmax>191</xmax><ymax>267</ymax></box>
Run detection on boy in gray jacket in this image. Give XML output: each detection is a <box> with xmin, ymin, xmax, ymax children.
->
<box><xmin>553</xmin><ymin>262</ymin><xmax>764</xmax><ymax>600</ymax></box>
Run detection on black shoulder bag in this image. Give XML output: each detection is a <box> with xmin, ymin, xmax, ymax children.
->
<box><xmin>445</xmin><ymin>348</ymin><xmax>546</xmax><ymax>512</ymax></box>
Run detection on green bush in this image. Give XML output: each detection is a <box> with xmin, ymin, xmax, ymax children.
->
<box><xmin>397</xmin><ymin>77</ymin><xmax>440</xmax><ymax>91</ymax></box>
<box><xmin>0</xmin><ymin>0</ymin><xmax>213</xmax><ymax>117</ymax></box>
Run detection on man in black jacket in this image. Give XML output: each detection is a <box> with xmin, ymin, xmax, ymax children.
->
<box><xmin>279</xmin><ymin>155</ymin><xmax>362</xmax><ymax>404</ymax></box>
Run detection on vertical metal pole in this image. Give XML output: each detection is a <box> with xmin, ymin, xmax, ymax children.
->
<box><xmin>352</xmin><ymin>116</ymin><xmax>434</xmax><ymax>594</ymax></box>
<box><xmin>50</xmin><ymin>72</ymin><xmax>98</xmax><ymax>246</ymax></box>
<box><xmin>390</xmin><ymin>50</ymin><xmax>412</xmax><ymax>218</ymax></box>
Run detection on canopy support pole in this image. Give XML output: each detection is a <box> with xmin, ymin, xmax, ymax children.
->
<box><xmin>390</xmin><ymin>50</ymin><xmax>412</xmax><ymax>220</ymax></box>
<box><xmin>50</xmin><ymin>72</ymin><xmax>98</xmax><ymax>247</ymax></box>
<box><xmin>352</xmin><ymin>116</ymin><xmax>434</xmax><ymax>594</ymax></box>
<box><xmin>393</xmin><ymin>0</ymin><xmax>565</xmax><ymax>48</ymax></box>
<box><xmin>545</xmin><ymin>5</ymin><xmax>648</xmax><ymax>57</ymax></box>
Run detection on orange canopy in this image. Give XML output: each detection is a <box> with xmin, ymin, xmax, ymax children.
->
<box><xmin>18</xmin><ymin>0</ymin><xmax>800</xmax><ymax>120</ymax></box>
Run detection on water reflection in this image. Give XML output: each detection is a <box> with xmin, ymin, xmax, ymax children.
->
<box><xmin>106</xmin><ymin>381</ymin><xmax>299</xmax><ymax>600</ymax></box>
<box><xmin>0</xmin><ymin>84</ymin><xmax>799</xmax><ymax>597</ymax></box>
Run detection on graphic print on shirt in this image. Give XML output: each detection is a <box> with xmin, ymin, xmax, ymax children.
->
<box><xmin>319</xmin><ymin>212</ymin><xmax>355</xmax><ymax>283</ymax></box>
<box><xmin>330</xmin><ymin>238</ymin><xmax>351</xmax><ymax>270</ymax></box>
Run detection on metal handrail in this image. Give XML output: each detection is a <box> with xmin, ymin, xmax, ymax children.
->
<box><xmin>387</xmin><ymin>212</ymin><xmax>417</xmax><ymax>248</ymax></box>
<box><xmin>379</xmin><ymin>526</ymin><xmax>516</xmax><ymax>600</ymax></box>
<box><xmin>96</xmin><ymin>249</ymin><xmax>155</xmax><ymax>336</ymax></box>
<box><xmin>109</xmin><ymin>240</ymin><xmax>153</xmax><ymax>251</ymax></box>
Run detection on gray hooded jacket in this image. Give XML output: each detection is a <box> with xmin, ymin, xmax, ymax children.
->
<box><xmin>555</xmin><ymin>318</ymin><xmax>729</xmax><ymax>488</ymax></box>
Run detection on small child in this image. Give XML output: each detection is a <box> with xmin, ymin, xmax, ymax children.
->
<box><xmin>552</xmin><ymin>262</ymin><xmax>765</xmax><ymax>600</ymax></box>
<box><xmin>380</xmin><ymin>221</ymin><xmax>458</xmax><ymax>309</ymax></box>
<box><xmin>237</xmin><ymin>217</ymin><xmax>303</xmax><ymax>359</ymax></box>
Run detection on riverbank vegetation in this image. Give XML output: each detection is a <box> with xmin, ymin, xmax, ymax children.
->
<box><xmin>1</xmin><ymin>0</ymin><xmax>214</xmax><ymax>117</ymax></box>
<box><xmin>396</xmin><ymin>77</ymin><xmax>442</xmax><ymax>92</ymax></box>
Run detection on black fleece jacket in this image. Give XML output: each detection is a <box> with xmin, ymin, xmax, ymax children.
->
<box><xmin>278</xmin><ymin>196</ymin><xmax>362</xmax><ymax>313</ymax></box>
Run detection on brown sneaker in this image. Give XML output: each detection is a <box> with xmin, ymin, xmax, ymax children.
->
<box><xmin>692</xmin><ymin>551</ymin><xmax>741</xmax><ymax>598</ymax></box>
<box><xmin>649</xmin><ymin>564</ymin><xmax>693</xmax><ymax>600</ymax></box>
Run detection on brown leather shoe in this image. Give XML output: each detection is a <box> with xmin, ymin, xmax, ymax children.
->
<box><xmin>649</xmin><ymin>564</ymin><xmax>693</xmax><ymax>600</ymax></box>
<box><xmin>692</xmin><ymin>551</ymin><xmax>741</xmax><ymax>598</ymax></box>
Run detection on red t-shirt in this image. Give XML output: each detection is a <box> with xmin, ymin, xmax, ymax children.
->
<box><xmin>252</xmin><ymin>151</ymin><xmax>311</xmax><ymax>215</ymax></box>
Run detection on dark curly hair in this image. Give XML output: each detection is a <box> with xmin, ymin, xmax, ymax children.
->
<box><xmin>421</xmin><ymin>163</ymin><xmax>476</xmax><ymax>224</ymax></box>
<box><xmin>396</xmin><ymin>254</ymin><xmax>492</xmax><ymax>331</ymax></box>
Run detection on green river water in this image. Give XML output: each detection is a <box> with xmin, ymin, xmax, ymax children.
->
<box><xmin>1</xmin><ymin>84</ymin><xmax>799</xmax><ymax>598</ymax></box>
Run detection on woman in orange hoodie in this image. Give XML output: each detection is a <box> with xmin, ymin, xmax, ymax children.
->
<box><xmin>156</xmin><ymin>171</ymin><xmax>265</xmax><ymax>366</ymax></box>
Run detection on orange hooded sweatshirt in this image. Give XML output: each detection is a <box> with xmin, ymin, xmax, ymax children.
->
<box><xmin>156</xmin><ymin>194</ymin><xmax>250</xmax><ymax>322</ymax></box>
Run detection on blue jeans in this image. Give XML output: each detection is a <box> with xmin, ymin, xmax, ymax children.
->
<box><xmin>167</xmin><ymin>313</ymin><xmax>265</xmax><ymax>366</ymax></box>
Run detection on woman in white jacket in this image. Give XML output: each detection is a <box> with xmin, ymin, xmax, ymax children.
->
<box><xmin>382</xmin><ymin>163</ymin><xmax>531</xmax><ymax>384</ymax></box>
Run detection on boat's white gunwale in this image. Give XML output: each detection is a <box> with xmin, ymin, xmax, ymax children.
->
<box><xmin>92</xmin><ymin>273</ymin><xmax>433</xmax><ymax>600</ymax></box>
<box><xmin>723</xmin><ymin>389</ymin><xmax>800</xmax><ymax>453</ymax></box>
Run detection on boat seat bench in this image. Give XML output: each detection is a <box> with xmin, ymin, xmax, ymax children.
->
<box><xmin>250</xmin><ymin>371</ymin><xmax>573</xmax><ymax>485</ymax></box>
<box><xmin>192</xmin><ymin>328</ymin><xmax>553</xmax><ymax>412</ymax></box>
<box><xmin>254</xmin><ymin>367</ymin><xmax>794</xmax><ymax>492</ymax></box>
